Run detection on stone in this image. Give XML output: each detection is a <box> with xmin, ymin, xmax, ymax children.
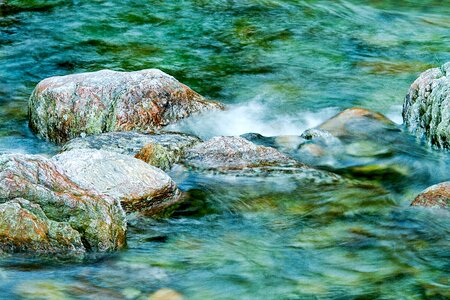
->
<box><xmin>52</xmin><ymin>149</ymin><xmax>182</xmax><ymax>216</ymax></box>
<box><xmin>0</xmin><ymin>198</ymin><xmax>84</xmax><ymax>255</ymax></box>
<box><xmin>411</xmin><ymin>182</ymin><xmax>450</xmax><ymax>209</ymax></box>
<box><xmin>403</xmin><ymin>62</ymin><xmax>450</xmax><ymax>149</ymax></box>
<box><xmin>182</xmin><ymin>136</ymin><xmax>299</xmax><ymax>171</ymax></box>
<box><xmin>62</xmin><ymin>131</ymin><xmax>200</xmax><ymax>170</ymax></box>
<box><xmin>315</xmin><ymin>107</ymin><xmax>397</xmax><ymax>138</ymax></box>
<box><xmin>148</xmin><ymin>288</ymin><xmax>184</xmax><ymax>300</ymax></box>
<box><xmin>0</xmin><ymin>154</ymin><xmax>126</xmax><ymax>254</ymax></box>
<box><xmin>29</xmin><ymin>69</ymin><xmax>223</xmax><ymax>144</ymax></box>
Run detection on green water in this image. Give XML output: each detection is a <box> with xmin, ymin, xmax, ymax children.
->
<box><xmin>0</xmin><ymin>0</ymin><xmax>449</xmax><ymax>299</ymax></box>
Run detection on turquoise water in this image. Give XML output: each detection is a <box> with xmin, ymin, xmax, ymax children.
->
<box><xmin>0</xmin><ymin>0</ymin><xmax>449</xmax><ymax>299</ymax></box>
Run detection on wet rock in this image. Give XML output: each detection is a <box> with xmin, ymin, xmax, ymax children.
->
<box><xmin>411</xmin><ymin>182</ymin><xmax>450</xmax><ymax>209</ymax></box>
<box><xmin>403</xmin><ymin>62</ymin><xmax>450</xmax><ymax>149</ymax></box>
<box><xmin>0</xmin><ymin>154</ymin><xmax>126</xmax><ymax>254</ymax></box>
<box><xmin>181</xmin><ymin>136</ymin><xmax>341</xmax><ymax>182</ymax></box>
<box><xmin>29</xmin><ymin>69</ymin><xmax>223</xmax><ymax>144</ymax></box>
<box><xmin>52</xmin><ymin>149</ymin><xmax>182</xmax><ymax>216</ymax></box>
<box><xmin>148</xmin><ymin>288</ymin><xmax>184</xmax><ymax>300</ymax></box>
<box><xmin>183</xmin><ymin>136</ymin><xmax>299</xmax><ymax>171</ymax></box>
<box><xmin>241</xmin><ymin>132</ymin><xmax>305</xmax><ymax>152</ymax></box>
<box><xmin>62</xmin><ymin>131</ymin><xmax>201</xmax><ymax>170</ymax></box>
<box><xmin>314</xmin><ymin>107</ymin><xmax>397</xmax><ymax>138</ymax></box>
<box><xmin>0</xmin><ymin>198</ymin><xmax>84</xmax><ymax>254</ymax></box>
<box><xmin>295</xmin><ymin>108</ymin><xmax>424</xmax><ymax>182</ymax></box>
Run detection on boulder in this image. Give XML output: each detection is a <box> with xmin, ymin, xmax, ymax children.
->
<box><xmin>294</xmin><ymin>108</ymin><xmax>425</xmax><ymax>181</ymax></box>
<box><xmin>0</xmin><ymin>154</ymin><xmax>126</xmax><ymax>254</ymax></box>
<box><xmin>29</xmin><ymin>69</ymin><xmax>223</xmax><ymax>144</ymax></box>
<box><xmin>181</xmin><ymin>136</ymin><xmax>340</xmax><ymax>182</ymax></box>
<box><xmin>52</xmin><ymin>149</ymin><xmax>182</xmax><ymax>216</ymax></box>
<box><xmin>314</xmin><ymin>107</ymin><xmax>397</xmax><ymax>138</ymax></box>
<box><xmin>411</xmin><ymin>182</ymin><xmax>450</xmax><ymax>209</ymax></box>
<box><xmin>403</xmin><ymin>62</ymin><xmax>450</xmax><ymax>149</ymax></box>
<box><xmin>62</xmin><ymin>131</ymin><xmax>200</xmax><ymax>170</ymax></box>
<box><xmin>182</xmin><ymin>136</ymin><xmax>299</xmax><ymax>171</ymax></box>
<box><xmin>0</xmin><ymin>198</ymin><xmax>84</xmax><ymax>255</ymax></box>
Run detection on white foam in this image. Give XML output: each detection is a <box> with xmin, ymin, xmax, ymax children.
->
<box><xmin>168</xmin><ymin>101</ymin><xmax>339</xmax><ymax>139</ymax></box>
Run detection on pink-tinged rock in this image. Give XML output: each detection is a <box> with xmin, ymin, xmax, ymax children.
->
<box><xmin>29</xmin><ymin>69</ymin><xmax>223</xmax><ymax>144</ymax></box>
<box><xmin>411</xmin><ymin>182</ymin><xmax>450</xmax><ymax>209</ymax></box>
<box><xmin>0</xmin><ymin>154</ymin><xmax>127</xmax><ymax>254</ymax></box>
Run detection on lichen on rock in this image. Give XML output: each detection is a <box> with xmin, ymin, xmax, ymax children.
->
<box><xmin>403</xmin><ymin>62</ymin><xmax>450</xmax><ymax>149</ymax></box>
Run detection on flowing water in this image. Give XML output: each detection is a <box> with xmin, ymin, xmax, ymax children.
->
<box><xmin>0</xmin><ymin>0</ymin><xmax>449</xmax><ymax>299</ymax></box>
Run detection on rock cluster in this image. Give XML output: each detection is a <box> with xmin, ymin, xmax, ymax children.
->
<box><xmin>2</xmin><ymin>63</ymin><xmax>448</xmax><ymax>256</ymax></box>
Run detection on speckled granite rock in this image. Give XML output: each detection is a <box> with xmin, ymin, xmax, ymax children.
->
<box><xmin>52</xmin><ymin>149</ymin><xmax>182</xmax><ymax>216</ymax></box>
<box><xmin>0</xmin><ymin>198</ymin><xmax>85</xmax><ymax>255</ymax></box>
<box><xmin>411</xmin><ymin>182</ymin><xmax>450</xmax><ymax>209</ymax></box>
<box><xmin>403</xmin><ymin>62</ymin><xmax>450</xmax><ymax>149</ymax></box>
<box><xmin>62</xmin><ymin>131</ymin><xmax>200</xmax><ymax>170</ymax></box>
<box><xmin>29</xmin><ymin>69</ymin><xmax>223</xmax><ymax>144</ymax></box>
<box><xmin>183</xmin><ymin>136</ymin><xmax>299</xmax><ymax>171</ymax></box>
<box><xmin>181</xmin><ymin>136</ymin><xmax>341</xmax><ymax>183</ymax></box>
<box><xmin>0</xmin><ymin>154</ymin><xmax>126</xmax><ymax>254</ymax></box>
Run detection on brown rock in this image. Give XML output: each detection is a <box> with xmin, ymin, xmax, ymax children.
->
<box><xmin>29</xmin><ymin>69</ymin><xmax>223</xmax><ymax>144</ymax></box>
<box><xmin>0</xmin><ymin>154</ymin><xmax>126</xmax><ymax>254</ymax></box>
<box><xmin>411</xmin><ymin>182</ymin><xmax>450</xmax><ymax>209</ymax></box>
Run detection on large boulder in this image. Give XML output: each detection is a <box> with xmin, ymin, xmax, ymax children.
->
<box><xmin>403</xmin><ymin>62</ymin><xmax>450</xmax><ymax>149</ymax></box>
<box><xmin>411</xmin><ymin>182</ymin><xmax>450</xmax><ymax>209</ymax></box>
<box><xmin>0</xmin><ymin>154</ymin><xmax>126</xmax><ymax>254</ymax></box>
<box><xmin>29</xmin><ymin>69</ymin><xmax>223</xmax><ymax>144</ymax></box>
<box><xmin>52</xmin><ymin>149</ymin><xmax>182</xmax><ymax>216</ymax></box>
<box><xmin>62</xmin><ymin>131</ymin><xmax>200</xmax><ymax>170</ymax></box>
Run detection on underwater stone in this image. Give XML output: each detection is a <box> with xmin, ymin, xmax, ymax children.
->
<box><xmin>403</xmin><ymin>62</ymin><xmax>450</xmax><ymax>149</ymax></box>
<box><xmin>29</xmin><ymin>69</ymin><xmax>223</xmax><ymax>144</ymax></box>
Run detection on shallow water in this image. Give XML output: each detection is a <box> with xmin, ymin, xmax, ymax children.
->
<box><xmin>0</xmin><ymin>0</ymin><xmax>449</xmax><ymax>299</ymax></box>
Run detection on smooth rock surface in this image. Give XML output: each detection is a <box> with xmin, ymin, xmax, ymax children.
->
<box><xmin>62</xmin><ymin>131</ymin><xmax>200</xmax><ymax>170</ymax></box>
<box><xmin>0</xmin><ymin>154</ymin><xmax>126</xmax><ymax>254</ymax></box>
<box><xmin>29</xmin><ymin>69</ymin><xmax>223</xmax><ymax>144</ymax></box>
<box><xmin>181</xmin><ymin>136</ymin><xmax>340</xmax><ymax>182</ymax></box>
<box><xmin>52</xmin><ymin>149</ymin><xmax>182</xmax><ymax>216</ymax></box>
<box><xmin>411</xmin><ymin>182</ymin><xmax>450</xmax><ymax>209</ymax></box>
<box><xmin>403</xmin><ymin>62</ymin><xmax>450</xmax><ymax>149</ymax></box>
<box><xmin>183</xmin><ymin>136</ymin><xmax>299</xmax><ymax>171</ymax></box>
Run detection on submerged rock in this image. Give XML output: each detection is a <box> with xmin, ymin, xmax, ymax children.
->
<box><xmin>295</xmin><ymin>108</ymin><xmax>423</xmax><ymax>181</ymax></box>
<box><xmin>62</xmin><ymin>131</ymin><xmax>200</xmax><ymax>170</ymax></box>
<box><xmin>0</xmin><ymin>154</ymin><xmax>126</xmax><ymax>254</ymax></box>
<box><xmin>29</xmin><ymin>69</ymin><xmax>223</xmax><ymax>144</ymax></box>
<box><xmin>403</xmin><ymin>62</ymin><xmax>450</xmax><ymax>149</ymax></box>
<box><xmin>411</xmin><ymin>182</ymin><xmax>450</xmax><ymax>209</ymax></box>
<box><xmin>52</xmin><ymin>149</ymin><xmax>182</xmax><ymax>216</ymax></box>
